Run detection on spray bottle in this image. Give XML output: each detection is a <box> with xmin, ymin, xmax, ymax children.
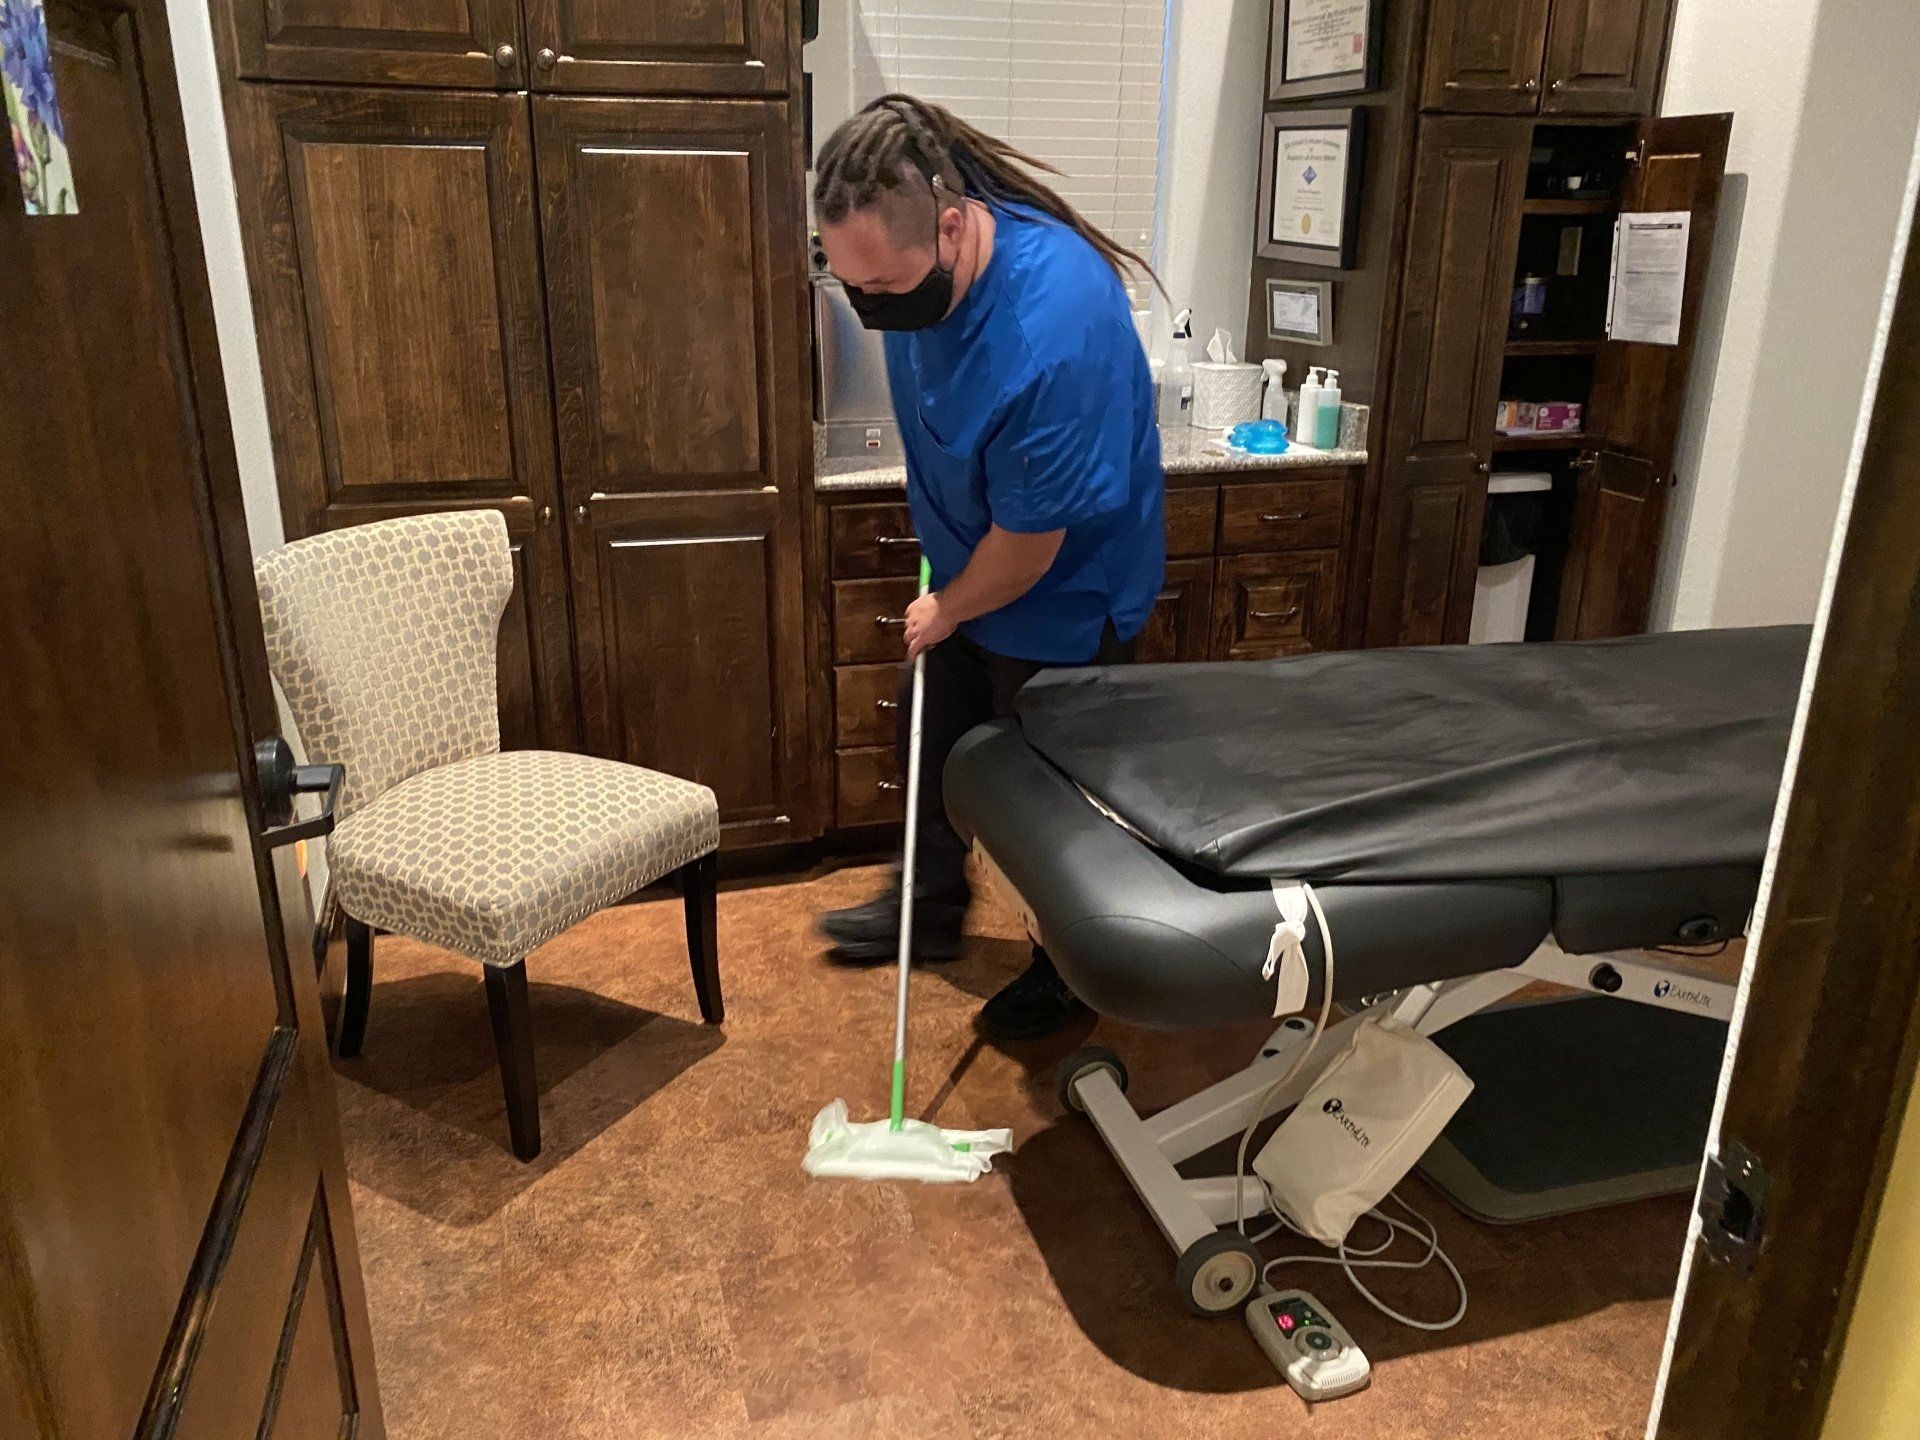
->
<box><xmin>1157</xmin><ymin>308</ymin><xmax>1195</xmax><ymax>426</ymax></box>
<box><xmin>1261</xmin><ymin>358</ymin><xmax>1289</xmax><ymax>423</ymax></box>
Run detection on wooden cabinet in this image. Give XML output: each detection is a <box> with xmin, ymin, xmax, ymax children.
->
<box><xmin>1214</xmin><ymin>551</ymin><xmax>1343</xmax><ymax>660</ymax></box>
<box><xmin>1542</xmin><ymin>0</ymin><xmax>1673</xmax><ymax>114</ymax></box>
<box><xmin>1366</xmin><ymin>118</ymin><xmax>1530</xmax><ymax>646</ymax></box>
<box><xmin>536</xmin><ymin>97</ymin><xmax>802</xmax><ymax>500</ymax></box>
<box><xmin>1555</xmin><ymin>113</ymin><xmax>1730</xmax><ymax>637</ymax></box>
<box><xmin>1423</xmin><ymin>0</ymin><xmax>1672</xmax><ymax>115</ymax></box>
<box><xmin>224</xmin><ymin>0</ymin><xmax>524</xmax><ymax>89</ymax></box>
<box><xmin>524</xmin><ymin>0</ymin><xmax>793</xmax><ymax>96</ymax></box>
<box><xmin>231</xmin><ymin>85</ymin><xmax>580</xmax><ymax>752</ymax></box>
<box><xmin>221</xmin><ymin>0</ymin><xmax>793</xmax><ymax>94</ymax></box>
<box><xmin>570</xmin><ymin>491</ymin><xmax>808</xmax><ymax>844</ymax></box>
<box><xmin>1137</xmin><ymin>557</ymin><xmax>1216</xmax><ymax>664</ymax></box>
<box><xmin>1422</xmin><ymin>0</ymin><xmax>1553</xmax><ymax>112</ymax></box>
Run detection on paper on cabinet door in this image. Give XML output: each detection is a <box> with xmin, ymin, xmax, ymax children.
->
<box><xmin>1606</xmin><ymin>211</ymin><xmax>1690</xmax><ymax>346</ymax></box>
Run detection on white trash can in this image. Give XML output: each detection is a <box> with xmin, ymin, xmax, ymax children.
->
<box><xmin>1469</xmin><ymin>471</ymin><xmax>1553</xmax><ymax>644</ymax></box>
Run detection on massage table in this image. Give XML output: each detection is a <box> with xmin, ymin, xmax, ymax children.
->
<box><xmin>945</xmin><ymin>624</ymin><xmax>1807</xmax><ymax>1315</ymax></box>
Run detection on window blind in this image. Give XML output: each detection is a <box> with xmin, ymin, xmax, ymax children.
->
<box><xmin>849</xmin><ymin>0</ymin><xmax>1168</xmax><ymax>308</ymax></box>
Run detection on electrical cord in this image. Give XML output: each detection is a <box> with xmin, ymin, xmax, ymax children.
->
<box><xmin>1258</xmin><ymin>1188</ymin><xmax>1470</xmax><ymax>1333</ymax></box>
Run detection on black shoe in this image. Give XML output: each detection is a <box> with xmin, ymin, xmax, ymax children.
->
<box><xmin>818</xmin><ymin>883</ymin><xmax>967</xmax><ymax>965</ymax></box>
<box><xmin>979</xmin><ymin>953</ymin><xmax>1089</xmax><ymax>1042</ymax></box>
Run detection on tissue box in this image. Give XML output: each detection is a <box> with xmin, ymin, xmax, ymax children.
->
<box><xmin>1495</xmin><ymin>399</ymin><xmax>1538</xmax><ymax>435</ymax></box>
<box><xmin>1534</xmin><ymin>401</ymin><xmax>1583</xmax><ymax>433</ymax></box>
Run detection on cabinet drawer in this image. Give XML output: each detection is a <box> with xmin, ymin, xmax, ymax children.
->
<box><xmin>1164</xmin><ymin>487</ymin><xmax>1219</xmax><ymax>557</ymax></box>
<box><xmin>1219</xmin><ymin>477</ymin><xmax>1348</xmax><ymax>553</ymax></box>
<box><xmin>830</xmin><ymin>502</ymin><xmax>920</xmax><ymax>578</ymax></box>
<box><xmin>836</xmin><ymin>746</ymin><xmax>905</xmax><ymax>827</ymax></box>
<box><xmin>833</xmin><ymin>577</ymin><xmax>917</xmax><ymax>663</ymax></box>
<box><xmin>1212</xmin><ymin>550</ymin><xmax>1343</xmax><ymax>660</ymax></box>
<box><xmin>834</xmin><ymin>663</ymin><xmax>904</xmax><ymax>748</ymax></box>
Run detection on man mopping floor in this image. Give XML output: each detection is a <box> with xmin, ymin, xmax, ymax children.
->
<box><xmin>808</xmin><ymin>95</ymin><xmax>1166</xmax><ymax>1041</ymax></box>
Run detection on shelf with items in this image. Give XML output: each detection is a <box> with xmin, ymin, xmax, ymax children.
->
<box><xmin>1494</xmin><ymin>429</ymin><xmax>1587</xmax><ymax>451</ymax></box>
<box><xmin>1523</xmin><ymin>197</ymin><xmax>1613</xmax><ymax>217</ymax></box>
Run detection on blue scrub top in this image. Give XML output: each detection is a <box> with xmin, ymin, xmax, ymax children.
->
<box><xmin>883</xmin><ymin>203</ymin><xmax>1165</xmax><ymax>664</ymax></box>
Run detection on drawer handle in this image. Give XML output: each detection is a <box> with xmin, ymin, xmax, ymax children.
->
<box><xmin>875</xmin><ymin>614</ymin><xmax>908</xmax><ymax>628</ymax></box>
<box><xmin>1249</xmin><ymin>605</ymin><xmax>1302</xmax><ymax>621</ymax></box>
<box><xmin>875</xmin><ymin>698</ymin><xmax>899</xmax><ymax>711</ymax></box>
<box><xmin>877</xmin><ymin>779</ymin><xmax>903</xmax><ymax>792</ymax></box>
<box><xmin>1259</xmin><ymin>511</ymin><xmax>1308</xmax><ymax>523</ymax></box>
<box><xmin>874</xmin><ymin>535</ymin><xmax>919</xmax><ymax>548</ymax></box>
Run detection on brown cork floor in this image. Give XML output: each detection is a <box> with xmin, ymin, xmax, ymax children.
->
<box><xmin>337</xmin><ymin>861</ymin><xmax>1692</xmax><ymax>1439</ymax></box>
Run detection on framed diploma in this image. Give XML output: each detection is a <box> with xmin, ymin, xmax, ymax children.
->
<box><xmin>1256</xmin><ymin>108</ymin><xmax>1366</xmax><ymax>268</ymax></box>
<box><xmin>1269</xmin><ymin>0</ymin><xmax>1382</xmax><ymax>102</ymax></box>
<box><xmin>1266</xmin><ymin>278</ymin><xmax>1334</xmax><ymax>345</ymax></box>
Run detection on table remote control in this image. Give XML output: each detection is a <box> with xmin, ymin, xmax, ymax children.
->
<box><xmin>1246</xmin><ymin>1288</ymin><xmax>1371</xmax><ymax>1402</ymax></box>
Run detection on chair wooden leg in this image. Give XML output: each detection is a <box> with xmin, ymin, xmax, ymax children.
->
<box><xmin>484</xmin><ymin>960</ymin><xmax>542</xmax><ymax>1162</ymax></box>
<box><xmin>682</xmin><ymin>852</ymin><xmax>723</xmax><ymax>1024</ymax></box>
<box><xmin>337</xmin><ymin>917</ymin><xmax>373</xmax><ymax>1058</ymax></box>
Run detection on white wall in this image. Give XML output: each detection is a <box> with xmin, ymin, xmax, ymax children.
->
<box><xmin>1653</xmin><ymin>0</ymin><xmax>1920</xmax><ymax>630</ymax></box>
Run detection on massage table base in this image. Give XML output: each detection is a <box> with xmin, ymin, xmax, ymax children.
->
<box><xmin>1417</xmin><ymin>996</ymin><xmax>1728</xmax><ymax>1223</ymax></box>
<box><xmin>1059</xmin><ymin>941</ymin><xmax>1735</xmax><ymax>1316</ymax></box>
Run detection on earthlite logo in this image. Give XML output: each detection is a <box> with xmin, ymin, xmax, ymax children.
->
<box><xmin>1322</xmin><ymin>1098</ymin><xmax>1372</xmax><ymax>1148</ymax></box>
<box><xmin>1653</xmin><ymin>978</ymin><xmax>1715</xmax><ymax>1010</ymax></box>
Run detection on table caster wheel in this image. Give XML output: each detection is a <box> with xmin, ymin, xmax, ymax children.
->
<box><xmin>1176</xmin><ymin>1231</ymin><xmax>1262</xmax><ymax>1316</ymax></box>
<box><xmin>1057</xmin><ymin>1045</ymin><xmax>1127</xmax><ymax>1114</ymax></box>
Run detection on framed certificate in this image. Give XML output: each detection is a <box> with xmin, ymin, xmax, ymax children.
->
<box><xmin>1256</xmin><ymin>108</ymin><xmax>1366</xmax><ymax>268</ymax></box>
<box><xmin>1269</xmin><ymin>0</ymin><xmax>1383</xmax><ymax>102</ymax></box>
<box><xmin>1266</xmin><ymin>278</ymin><xmax>1334</xmax><ymax>345</ymax></box>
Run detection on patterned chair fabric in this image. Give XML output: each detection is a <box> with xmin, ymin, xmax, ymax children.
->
<box><xmin>255</xmin><ymin>510</ymin><xmax>720</xmax><ymax>966</ymax></box>
<box><xmin>328</xmin><ymin>751</ymin><xmax>718</xmax><ymax>966</ymax></box>
<box><xmin>254</xmin><ymin>511</ymin><xmax>512</xmax><ymax>824</ymax></box>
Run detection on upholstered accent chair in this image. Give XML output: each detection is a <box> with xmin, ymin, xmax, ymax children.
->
<box><xmin>255</xmin><ymin>510</ymin><xmax>722</xmax><ymax>1160</ymax></box>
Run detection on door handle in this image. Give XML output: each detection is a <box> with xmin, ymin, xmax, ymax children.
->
<box><xmin>1249</xmin><ymin>605</ymin><xmax>1302</xmax><ymax>621</ymax></box>
<box><xmin>876</xmin><ymin>779</ymin><xmax>903</xmax><ymax>792</ymax></box>
<box><xmin>874</xmin><ymin>535</ymin><xmax>919</xmax><ymax>547</ymax></box>
<box><xmin>254</xmin><ymin>737</ymin><xmax>343</xmax><ymax>849</ymax></box>
<box><xmin>1521</xmin><ymin>77</ymin><xmax>1539</xmax><ymax>94</ymax></box>
<box><xmin>875</xmin><ymin>698</ymin><xmax>899</xmax><ymax>711</ymax></box>
<box><xmin>1259</xmin><ymin>511</ymin><xmax>1308</xmax><ymax>523</ymax></box>
<box><xmin>493</xmin><ymin>43</ymin><xmax>517</xmax><ymax>69</ymax></box>
<box><xmin>536</xmin><ymin>47</ymin><xmax>559</xmax><ymax>71</ymax></box>
<box><xmin>875</xmin><ymin>615</ymin><xmax>908</xmax><ymax>628</ymax></box>
<box><xmin>575</xmin><ymin>504</ymin><xmax>589</xmax><ymax>522</ymax></box>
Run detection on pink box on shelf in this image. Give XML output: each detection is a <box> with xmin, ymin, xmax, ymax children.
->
<box><xmin>1534</xmin><ymin>401</ymin><xmax>1584</xmax><ymax>433</ymax></box>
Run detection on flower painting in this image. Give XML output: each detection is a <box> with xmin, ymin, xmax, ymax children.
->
<box><xmin>1</xmin><ymin>0</ymin><xmax>77</xmax><ymax>215</ymax></box>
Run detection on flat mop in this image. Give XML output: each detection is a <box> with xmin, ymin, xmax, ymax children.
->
<box><xmin>804</xmin><ymin>560</ymin><xmax>1014</xmax><ymax>1183</ymax></box>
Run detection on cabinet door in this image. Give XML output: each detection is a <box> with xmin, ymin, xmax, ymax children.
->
<box><xmin>224</xmin><ymin>0</ymin><xmax>524</xmax><ymax>87</ymax></box>
<box><xmin>1421</xmin><ymin>0</ymin><xmax>1552</xmax><ymax>112</ymax></box>
<box><xmin>1590</xmin><ymin>114</ymin><xmax>1733</xmax><ymax>458</ymax></box>
<box><xmin>1366</xmin><ymin>119</ymin><xmax>1530</xmax><ymax>646</ymax></box>
<box><xmin>1213</xmin><ymin>552</ymin><xmax>1343</xmax><ymax>660</ymax></box>
<box><xmin>230</xmin><ymin>87</ymin><xmax>580</xmax><ymax>750</ymax></box>
<box><xmin>535</xmin><ymin>97</ymin><xmax>805</xmax><ymax>500</ymax></box>
<box><xmin>523</xmin><ymin>0</ymin><xmax>793</xmax><ymax>95</ymax></box>
<box><xmin>1542</xmin><ymin>0</ymin><xmax>1674</xmax><ymax>115</ymax></box>
<box><xmin>569</xmin><ymin>492</ymin><xmax>809</xmax><ymax>845</ymax></box>
<box><xmin>1557</xmin><ymin>450</ymin><xmax>1667</xmax><ymax>637</ymax></box>
<box><xmin>1135</xmin><ymin>558</ymin><xmax>1216</xmax><ymax>664</ymax></box>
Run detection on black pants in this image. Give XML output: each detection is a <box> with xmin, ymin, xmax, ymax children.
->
<box><xmin>899</xmin><ymin>622</ymin><xmax>1136</xmax><ymax>904</ymax></box>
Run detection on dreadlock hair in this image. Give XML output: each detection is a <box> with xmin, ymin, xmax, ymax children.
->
<box><xmin>813</xmin><ymin>93</ymin><xmax>1163</xmax><ymax>296</ymax></box>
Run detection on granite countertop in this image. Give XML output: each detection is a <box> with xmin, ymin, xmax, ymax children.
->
<box><xmin>815</xmin><ymin>403</ymin><xmax>1368</xmax><ymax>493</ymax></box>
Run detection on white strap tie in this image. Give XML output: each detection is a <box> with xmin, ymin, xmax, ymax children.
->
<box><xmin>1266</xmin><ymin>881</ymin><xmax>1317</xmax><ymax>1016</ymax></box>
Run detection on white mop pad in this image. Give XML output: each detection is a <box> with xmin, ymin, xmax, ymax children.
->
<box><xmin>802</xmin><ymin>1099</ymin><xmax>1013</xmax><ymax>1183</ymax></box>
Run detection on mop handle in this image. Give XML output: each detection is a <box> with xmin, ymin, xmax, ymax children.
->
<box><xmin>888</xmin><ymin>557</ymin><xmax>933</xmax><ymax>1131</ymax></box>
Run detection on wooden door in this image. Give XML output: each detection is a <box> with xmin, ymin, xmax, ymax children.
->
<box><xmin>1135</xmin><ymin>557</ymin><xmax>1216</xmax><ymax>663</ymax></box>
<box><xmin>523</xmin><ymin>0</ymin><xmax>793</xmax><ymax>95</ymax></box>
<box><xmin>1561</xmin><ymin>113</ymin><xmax>1730</xmax><ymax>637</ymax></box>
<box><xmin>1421</xmin><ymin>0</ymin><xmax>1552</xmax><ymax>112</ymax></box>
<box><xmin>1541</xmin><ymin>0</ymin><xmax>1674</xmax><ymax>114</ymax></box>
<box><xmin>537</xmin><ymin>95</ymin><xmax>809</xmax><ymax>843</ymax></box>
<box><xmin>222</xmin><ymin>0</ymin><xmax>525</xmax><ymax>88</ymax></box>
<box><xmin>1366</xmin><ymin>118</ymin><xmax>1531</xmax><ymax>646</ymax></box>
<box><xmin>231</xmin><ymin>85</ymin><xmax>580</xmax><ymax>749</ymax></box>
<box><xmin>0</xmin><ymin>3</ymin><xmax>383</xmax><ymax>1435</ymax></box>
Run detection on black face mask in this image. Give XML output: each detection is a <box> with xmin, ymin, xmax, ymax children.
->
<box><xmin>844</xmin><ymin>183</ymin><xmax>957</xmax><ymax>332</ymax></box>
<box><xmin>845</xmin><ymin>258</ymin><xmax>953</xmax><ymax>332</ymax></box>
